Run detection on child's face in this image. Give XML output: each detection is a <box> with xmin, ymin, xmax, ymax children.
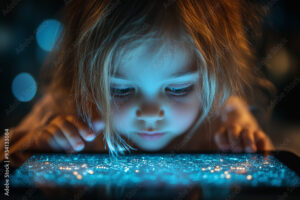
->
<box><xmin>110</xmin><ymin>40</ymin><xmax>201</xmax><ymax>151</ymax></box>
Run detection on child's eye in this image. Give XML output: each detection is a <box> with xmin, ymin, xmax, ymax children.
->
<box><xmin>166</xmin><ymin>85</ymin><xmax>194</xmax><ymax>96</ymax></box>
<box><xmin>111</xmin><ymin>87</ymin><xmax>135</xmax><ymax>97</ymax></box>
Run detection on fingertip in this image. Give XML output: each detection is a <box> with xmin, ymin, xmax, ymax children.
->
<box><xmin>85</xmin><ymin>131</ymin><xmax>96</xmax><ymax>141</ymax></box>
<box><xmin>92</xmin><ymin>120</ymin><xmax>105</xmax><ymax>132</ymax></box>
<box><xmin>74</xmin><ymin>141</ymin><xmax>85</xmax><ymax>151</ymax></box>
<box><xmin>75</xmin><ymin>145</ymin><xmax>84</xmax><ymax>152</ymax></box>
<box><xmin>77</xmin><ymin>127</ymin><xmax>96</xmax><ymax>142</ymax></box>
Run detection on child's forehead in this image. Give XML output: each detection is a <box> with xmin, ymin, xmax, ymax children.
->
<box><xmin>112</xmin><ymin>41</ymin><xmax>197</xmax><ymax>81</ymax></box>
<box><xmin>114</xmin><ymin>38</ymin><xmax>195</xmax><ymax>74</ymax></box>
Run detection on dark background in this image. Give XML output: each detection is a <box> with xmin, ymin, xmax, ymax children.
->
<box><xmin>0</xmin><ymin>0</ymin><xmax>299</xmax><ymax>155</ymax></box>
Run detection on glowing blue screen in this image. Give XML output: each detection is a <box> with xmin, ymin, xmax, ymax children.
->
<box><xmin>11</xmin><ymin>153</ymin><xmax>300</xmax><ymax>188</ymax></box>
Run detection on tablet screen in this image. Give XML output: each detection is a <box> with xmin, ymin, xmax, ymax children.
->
<box><xmin>10</xmin><ymin>153</ymin><xmax>300</xmax><ymax>188</ymax></box>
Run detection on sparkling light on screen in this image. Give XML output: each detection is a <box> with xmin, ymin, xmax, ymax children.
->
<box><xmin>36</xmin><ymin>19</ymin><xmax>63</xmax><ymax>52</ymax></box>
<box><xmin>11</xmin><ymin>153</ymin><xmax>300</xmax><ymax>188</ymax></box>
<box><xmin>11</xmin><ymin>72</ymin><xmax>37</xmax><ymax>102</ymax></box>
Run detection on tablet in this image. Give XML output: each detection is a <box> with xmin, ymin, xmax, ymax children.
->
<box><xmin>5</xmin><ymin>151</ymin><xmax>300</xmax><ymax>199</ymax></box>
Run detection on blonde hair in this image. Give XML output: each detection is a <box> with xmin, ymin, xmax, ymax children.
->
<box><xmin>40</xmin><ymin>0</ymin><xmax>272</xmax><ymax>156</ymax></box>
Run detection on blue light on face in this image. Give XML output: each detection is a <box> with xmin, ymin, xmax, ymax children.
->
<box><xmin>36</xmin><ymin>19</ymin><xmax>63</xmax><ymax>52</ymax></box>
<box><xmin>11</xmin><ymin>72</ymin><xmax>37</xmax><ymax>102</ymax></box>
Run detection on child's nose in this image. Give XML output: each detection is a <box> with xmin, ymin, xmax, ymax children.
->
<box><xmin>136</xmin><ymin>107</ymin><xmax>164</xmax><ymax>122</ymax></box>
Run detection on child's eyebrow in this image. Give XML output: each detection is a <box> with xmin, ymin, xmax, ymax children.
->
<box><xmin>165</xmin><ymin>71</ymin><xmax>199</xmax><ymax>82</ymax></box>
<box><xmin>110</xmin><ymin>72</ymin><xmax>199</xmax><ymax>84</ymax></box>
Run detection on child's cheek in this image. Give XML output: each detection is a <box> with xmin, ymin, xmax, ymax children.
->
<box><xmin>110</xmin><ymin>99</ymin><xmax>136</xmax><ymax>131</ymax></box>
<box><xmin>168</xmin><ymin>96</ymin><xmax>201</xmax><ymax>134</ymax></box>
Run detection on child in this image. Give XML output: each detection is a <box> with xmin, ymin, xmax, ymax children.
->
<box><xmin>1</xmin><ymin>0</ymin><xmax>274</xmax><ymax>160</ymax></box>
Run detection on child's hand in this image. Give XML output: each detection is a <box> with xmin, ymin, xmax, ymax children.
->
<box><xmin>31</xmin><ymin>115</ymin><xmax>105</xmax><ymax>153</ymax></box>
<box><xmin>214</xmin><ymin>96</ymin><xmax>274</xmax><ymax>153</ymax></box>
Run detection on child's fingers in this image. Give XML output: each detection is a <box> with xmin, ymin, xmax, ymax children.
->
<box><xmin>254</xmin><ymin>130</ymin><xmax>274</xmax><ymax>151</ymax></box>
<box><xmin>47</xmin><ymin>124</ymin><xmax>72</xmax><ymax>150</ymax></box>
<box><xmin>38</xmin><ymin>125</ymin><xmax>60</xmax><ymax>150</ymax></box>
<box><xmin>51</xmin><ymin>116</ymin><xmax>85</xmax><ymax>152</ymax></box>
<box><xmin>241</xmin><ymin>128</ymin><xmax>256</xmax><ymax>153</ymax></box>
<box><xmin>65</xmin><ymin>115</ymin><xmax>105</xmax><ymax>141</ymax></box>
<box><xmin>228</xmin><ymin>125</ymin><xmax>243</xmax><ymax>152</ymax></box>
<box><xmin>254</xmin><ymin>130</ymin><xmax>266</xmax><ymax>151</ymax></box>
<box><xmin>65</xmin><ymin>115</ymin><xmax>96</xmax><ymax>142</ymax></box>
<box><xmin>37</xmin><ymin>123</ymin><xmax>72</xmax><ymax>151</ymax></box>
<box><xmin>214</xmin><ymin>127</ymin><xmax>230</xmax><ymax>151</ymax></box>
<box><xmin>92</xmin><ymin>120</ymin><xmax>105</xmax><ymax>135</ymax></box>
<box><xmin>43</xmin><ymin>124</ymin><xmax>64</xmax><ymax>150</ymax></box>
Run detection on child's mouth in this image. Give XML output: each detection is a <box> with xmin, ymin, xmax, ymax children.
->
<box><xmin>137</xmin><ymin>132</ymin><xmax>165</xmax><ymax>140</ymax></box>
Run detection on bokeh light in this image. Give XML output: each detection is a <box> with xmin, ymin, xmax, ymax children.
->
<box><xmin>36</xmin><ymin>19</ymin><xmax>63</xmax><ymax>52</ymax></box>
<box><xmin>12</xmin><ymin>72</ymin><xmax>37</xmax><ymax>102</ymax></box>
